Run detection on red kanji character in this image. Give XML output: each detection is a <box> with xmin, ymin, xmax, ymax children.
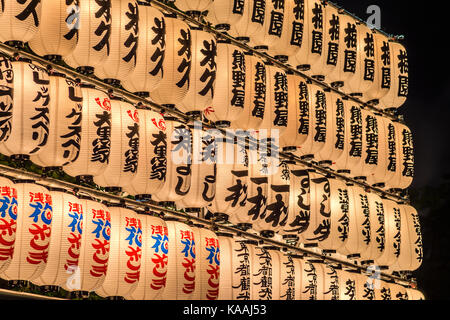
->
<box><xmin>93</xmin><ymin>209</ymin><xmax>105</xmax><ymax>220</ymax></box>
<box><xmin>0</xmin><ymin>247</ymin><xmax>14</xmax><ymax>261</ymax></box>
<box><xmin>182</xmin><ymin>257</ymin><xmax>196</xmax><ymax>274</ymax></box>
<box><xmin>151</xmin><ymin>225</ymin><xmax>162</xmax><ymax>235</ymax></box>
<box><xmin>1</xmin><ymin>187</ymin><xmax>11</xmax><ymax>197</ymax></box>
<box><xmin>207</xmin><ymin>264</ymin><xmax>220</xmax><ymax>280</ymax></box>
<box><xmin>12</xmin><ymin>188</ymin><xmax>17</xmax><ymax>199</ymax></box>
<box><xmin>124</xmin><ymin>270</ymin><xmax>140</xmax><ymax>284</ymax></box>
<box><xmin>0</xmin><ymin>218</ymin><xmax>16</xmax><ymax>238</ymax></box>
<box><xmin>151</xmin><ymin>253</ymin><xmax>168</xmax><ymax>269</ymax></box>
<box><xmin>90</xmin><ymin>263</ymin><xmax>108</xmax><ymax>277</ymax></box>
<box><xmin>45</xmin><ymin>194</ymin><xmax>52</xmax><ymax>206</ymax></box>
<box><xmin>150</xmin><ymin>277</ymin><xmax>166</xmax><ymax>290</ymax></box>
<box><xmin>26</xmin><ymin>250</ymin><xmax>49</xmax><ymax>264</ymax></box>
<box><xmin>125</xmin><ymin>246</ymin><xmax>141</xmax><ymax>262</ymax></box>
<box><xmin>105</xmin><ymin>211</ymin><xmax>111</xmax><ymax>221</ymax></box>
<box><xmin>92</xmin><ymin>238</ymin><xmax>110</xmax><ymax>256</ymax></box>
<box><xmin>206</xmin><ymin>288</ymin><xmax>219</xmax><ymax>300</ymax></box>
<box><xmin>182</xmin><ymin>282</ymin><xmax>195</xmax><ymax>294</ymax></box>
<box><xmin>29</xmin><ymin>224</ymin><xmax>51</xmax><ymax>250</ymax></box>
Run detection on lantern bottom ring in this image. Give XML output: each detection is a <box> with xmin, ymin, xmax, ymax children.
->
<box><xmin>296</xmin><ymin>64</ymin><xmax>311</xmax><ymax>72</ymax></box>
<box><xmin>274</xmin><ymin>55</ymin><xmax>288</xmax><ymax>63</ymax></box>
<box><xmin>312</xmin><ymin>75</ymin><xmax>325</xmax><ymax>82</ymax></box>
<box><xmin>75</xmin><ymin>66</ymin><xmax>94</xmax><ymax>76</ymax></box>
<box><xmin>43</xmin><ymin>55</ymin><xmax>63</xmax><ymax>63</ymax></box>
<box><xmin>215</xmin><ymin>121</ymin><xmax>231</xmax><ymax>128</ymax></box>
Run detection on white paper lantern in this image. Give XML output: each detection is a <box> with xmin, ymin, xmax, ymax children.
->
<box><xmin>0</xmin><ymin>0</ymin><xmax>42</xmax><ymax>44</ymax></box>
<box><xmin>232</xmin><ymin>239</ymin><xmax>259</xmax><ymax>300</ymax></box>
<box><xmin>175</xmin><ymin>0</ymin><xmax>213</xmax><ymax>14</ymax></box>
<box><xmin>250</xmin><ymin>0</ymin><xmax>284</xmax><ymax>51</ymax></box>
<box><xmin>28</xmin><ymin>0</ymin><xmax>79</xmax><ymax>59</ymax></box>
<box><xmin>30</xmin><ymin>74</ymin><xmax>83</xmax><ymax>168</ymax></box>
<box><xmin>375</xmin><ymin>198</ymin><xmax>401</xmax><ymax>269</ymax></box>
<box><xmin>63</xmin><ymin>0</ymin><xmax>112</xmax><ymax>73</ymax></box>
<box><xmin>394</xmin><ymin>122</ymin><xmax>415</xmax><ymax>190</ymax></box>
<box><xmin>121</xmin><ymin>4</ymin><xmax>165</xmax><ymax>96</ymax></box>
<box><xmin>229</xmin><ymin>0</ymin><xmax>266</xmax><ymax>44</ymax></box>
<box><xmin>322</xmin><ymin>263</ymin><xmax>341</xmax><ymax>300</ymax></box>
<box><xmin>1</xmin><ymin>181</ymin><xmax>52</xmax><ymax>281</ymax></box>
<box><xmin>162</xmin><ymin>218</ymin><xmax>197</xmax><ymax>300</ymax></box>
<box><xmin>63</xmin><ymin>85</ymin><xmax>112</xmax><ymax>179</ymax></box>
<box><xmin>363</xmin><ymin>192</ymin><xmax>387</xmax><ymax>264</ymax></box>
<box><xmin>298</xmin><ymin>259</ymin><xmax>324</xmax><ymax>300</ymax></box>
<box><xmin>206</xmin><ymin>0</ymin><xmax>245</xmax><ymax>31</ymax></box>
<box><xmin>94</xmin><ymin>0</ymin><xmax>139</xmax><ymax>84</ymax></box>
<box><xmin>96</xmin><ymin>205</ymin><xmax>142</xmax><ymax>298</ymax></box>
<box><xmin>0</xmin><ymin>56</ymin><xmax>14</xmax><ymax>144</ymax></box>
<box><xmin>279</xmin><ymin>254</ymin><xmax>301</xmax><ymax>300</ymax></box>
<box><xmin>150</xmin><ymin>16</ymin><xmax>191</xmax><ymax>109</ymax></box>
<box><xmin>125</xmin><ymin>213</ymin><xmax>169</xmax><ymax>300</ymax></box>
<box><xmin>253</xmin><ymin>246</ymin><xmax>281</xmax><ymax>300</ymax></box>
<box><xmin>0</xmin><ymin>60</ymin><xmax>50</xmax><ymax>158</ymax></box>
<box><xmin>0</xmin><ymin>176</ymin><xmax>18</xmax><ymax>274</ymax></box>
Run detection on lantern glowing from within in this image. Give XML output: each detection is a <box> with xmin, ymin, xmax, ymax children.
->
<box><xmin>322</xmin><ymin>264</ymin><xmax>341</xmax><ymax>300</ymax></box>
<box><xmin>253</xmin><ymin>246</ymin><xmax>281</xmax><ymax>300</ymax></box>
<box><xmin>162</xmin><ymin>218</ymin><xmax>196</xmax><ymax>300</ymax></box>
<box><xmin>152</xmin><ymin>118</ymin><xmax>192</xmax><ymax>203</ymax></box>
<box><xmin>206</xmin><ymin>0</ymin><xmax>244</xmax><ymax>31</ymax></box>
<box><xmin>121</xmin><ymin>4</ymin><xmax>165</xmax><ymax>96</ymax></box>
<box><xmin>378</xmin><ymin>280</ymin><xmax>393</xmax><ymax>300</ymax></box>
<box><xmin>375</xmin><ymin>199</ymin><xmax>401</xmax><ymax>269</ymax></box>
<box><xmin>63</xmin><ymin>0</ymin><xmax>112</xmax><ymax>73</ymax></box>
<box><xmin>0</xmin><ymin>56</ymin><xmax>14</xmax><ymax>144</ymax></box>
<box><xmin>178</xmin><ymin>28</ymin><xmax>216</xmax><ymax>117</ymax></box>
<box><xmin>338</xmin><ymin>270</ymin><xmax>358</xmax><ymax>300</ymax></box>
<box><xmin>63</xmin><ymin>85</ymin><xmax>112</xmax><ymax>180</ymax></box>
<box><xmin>0</xmin><ymin>176</ymin><xmax>18</xmax><ymax>274</ymax></box>
<box><xmin>0</xmin><ymin>60</ymin><xmax>50</xmax><ymax>158</ymax></box>
<box><xmin>250</xmin><ymin>0</ymin><xmax>284</xmax><ymax>51</ymax></box>
<box><xmin>217</xmin><ymin>233</ymin><xmax>233</xmax><ymax>300</ymax></box>
<box><xmin>149</xmin><ymin>16</ymin><xmax>191</xmax><ymax>109</ymax></box>
<box><xmin>354</xmin><ymin>271</ymin><xmax>377</xmax><ymax>300</ymax></box>
<box><xmin>204</xmin><ymin>40</ymin><xmax>246</xmax><ymax>128</ymax></box>
<box><xmin>232</xmin><ymin>239</ymin><xmax>259</xmax><ymax>300</ymax></box>
<box><xmin>0</xmin><ymin>0</ymin><xmax>42</xmax><ymax>44</ymax></box>
<box><xmin>363</xmin><ymin>192</ymin><xmax>386</xmax><ymax>264</ymax></box>
<box><xmin>125</xmin><ymin>213</ymin><xmax>169</xmax><ymax>300</ymax></box>
<box><xmin>391</xmin><ymin>283</ymin><xmax>409</xmax><ymax>300</ymax></box>
<box><xmin>175</xmin><ymin>0</ymin><xmax>212</xmax><ymax>14</ymax></box>
<box><xmin>95</xmin><ymin>205</ymin><xmax>142</xmax><ymax>298</ymax></box>
<box><xmin>229</xmin><ymin>0</ymin><xmax>266</xmax><ymax>44</ymax></box>
<box><xmin>30</xmin><ymin>74</ymin><xmax>83</xmax><ymax>168</ymax></box>
<box><xmin>389</xmin><ymin>122</ymin><xmax>414</xmax><ymax>190</ymax></box>
<box><xmin>31</xmin><ymin>190</ymin><xmax>83</xmax><ymax>288</ymax></box>
<box><xmin>298</xmin><ymin>259</ymin><xmax>324</xmax><ymax>300</ymax></box>
<box><xmin>28</xmin><ymin>0</ymin><xmax>79</xmax><ymax>60</ymax></box>
<box><xmin>279</xmin><ymin>254</ymin><xmax>301</xmax><ymax>300</ymax></box>
<box><xmin>94</xmin><ymin>0</ymin><xmax>139</xmax><ymax>85</ymax></box>
<box><xmin>93</xmin><ymin>99</ymin><xmax>140</xmax><ymax>191</ymax></box>
<box><xmin>1</xmin><ymin>181</ymin><xmax>52</xmax><ymax>281</ymax></box>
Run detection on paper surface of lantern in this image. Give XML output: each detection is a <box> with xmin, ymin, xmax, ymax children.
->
<box><xmin>0</xmin><ymin>60</ymin><xmax>50</xmax><ymax>158</ymax></box>
<box><xmin>30</xmin><ymin>74</ymin><xmax>83</xmax><ymax>168</ymax></box>
<box><xmin>206</xmin><ymin>0</ymin><xmax>244</xmax><ymax>31</ymax></box>
<box><xmin>406</xmin><ymin>288</ymin><xmax>425</xmax><ymax>300</ymax></box>
<box><xmin>31</xmin><ymin>190</ymin><xmax>83</xmax><ymax>288</ymax></box>
<box><xmin>378</xmin><ymin>280</ymin><xmax>393</xmax><ymax>300</ymax></box>
<box><xmin>338</xmin><ymin>270</ymin><xmax>358</xmax><ymax>300</ymax></box>
<box><xmin>63</xmin><ymin>85</ymin><xmax>112</xmax><ymax>179</ymax></box>
<box><xmin>322</xmin><ymin>264</ymin><xmax>341</xmax><ymax>300</ymax></box>
<box><xmin>175</xmin><ymin>0</ymin><xmax>212</xmax><ymax>13</ymax></box>
<box><xmin>253</xmin><ymin>246</ymin><xmax>281</xmax><ymax>300</ymax></box>
<box><xmin>28</xmin><ymin>0</ymin><xmax>79</xmax><ymax>59</ymax></box>
<box><xmin>0</xmin><ymin>0</ymin><xmax>42</xmax><ymax>44</ymax></box>
<box><xmin>217</xmin><ymin>233</ymin><xmax>233</xmax><ymax>300</ymax></box>
<box><xmin>121</xmin><ymin>4</ymin><xmax>165</xmax><ymax>96</ymax></box>
<box><xmin>229</xmin><ymin>0</ymin><xmax>266</xmax><ymax>43</ymax></box>
<box><xmin>125</xmin><ymin>214</ymin><xmax>169</xmax><ymax>300</ymax></box>
<box><xmin>178</xmin><ymin>29</ymin><xmax>216</xmax><ymax>116</ymax></box>
<box><xmin>391</xmin><ymin>283</ymin><xmax>409</xmax><ymax>300</ymax></box>
<box><xmin>1</xmin><ymin>182</ymin><xmax>52</xmax><ymax>281</ymax></box>
<box><xmin>122</xmin><ymin>108</ymin><xmax>166</xmax><ymax>198</ymax></box>
<box><xmin>152</xmin><ymin>118</ymin><xmax>192</xmax><ymax>203</ymax></box>
<box><xmin>149</xmin><ymin>16</ymin><xmax>191</xmax><ymax>108</ymax></box>
<box><xmin>204</xmin><ymin>41</ymin><xmax>246</xmax><ymax>127</ymax></box>
<box><xmin>96</xmin><ymin>206</ymin><xmax>142</xmax><ymax>298</ymax></box>
<box><xmin>363</xmin><ymin>192</ymin><xmax>387</xmax><ymax>263</ymax></box>
<box><xmin>94</xmin><ymin>0</ymin><xmax>139</xmax><ymax>84</ymax></box>
<box><xmin>250</xmin><ymin>0</ymin><xmax>284</xmax><ymax>51</ymax></box>
<box><xmin>354</xmin><ymin>271</ymin><xmax>377</xmax><ymax>300</ymax></box>
<box><xmin>232</xmin><ymin>239</ymin><xmax>258</xmax><ymax>300</ymax></box>
<box><xmin>0</xmin><ymin>176</ymin><xmax>18</xmax><ymax>274</ymax></box>
<box><xmin>279</xmin><ymin>254</ymin><xmax>301</xmax><ymax>300</ymax></box>
<box><xmin>63</xmin><ymin>0</ymin><xmax>112</xmax><ymax>73</ymax></box>
<box><xmin>298</xmin><ymin>259</ymin><xmax>324</xmax><ymax>300</ymax></box>
<box><xmin>393</xmin><ymin>122</ymin><xmax>414</xmax><ymax>190</ymax></box>
<box><xmin>0</xmin><ymin>56</ymin><xmax>14</xmax><ymax>144</ymax></box>
<box><xmin>93</xmin><ymin>99</ymin><xmax>140</xmax><ymax>190</ymax></box>
<box><xmin>375</xmin><ymin>199</ymin><xmax>401</xmax><ymax>268</ymax></box>
<box><xmin>162</xmin><ymin>219</ymin><xmax>196</xmax><ymax>300</ymax></box>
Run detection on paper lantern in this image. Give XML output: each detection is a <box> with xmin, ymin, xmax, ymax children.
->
<box><xmin>338</xmin><ymin>270</ymin><xmax>358</xmax><ymax>300</ymax></box>
<box><xmin>362</xmin><ymin>192</ymin><xmax>387</xmax><ymax>264</ymax></box>
<box><xmin>392</xmin><ymin>122</ymin><xmax>414</xmax><ymax>190</ymax></box>
<box><xmin>94</xmin><ymin>0</ymin><xmax>139</xmax><ymax>85</ymax></box>
<box><xmin>298</xmin><ymin>259</ymin><xmax>324</xmax><ymax>300</ymax></box>
<box><xmin>31</xmin><ymin>190</ymin><xmax>83</xmax><ymax>288</ymax></box>
<box><xmin>217</xmin><ymin>233</ymin><xmax>233</xmax><ymax>300</ymax></box>
<box><xmin>229</xmin><ymin>0</ymin><xmax>266</xmax><ymax>44</ymax></box>
<box><xmin>354</xmin><ymin>271</ymin><xmax>377</xmax><ymax>300</ymax></box>
<box><xmin>30</xmin><ymin>74</ymin><xmax>83</xmax><ymax>168</ymax></box>
<box><xmin>378</xmin><ymin>280</ymin><xmax>393</xmax><ymax>300</ymax></box>
<box><xmin>322</xmin><ymin>263</ymin><xmax>341</xmax><ymax>300</ymax></box>
<box><xmin>232</xmin><ymin>239</ymin><xmax>259</xmax><ymax>300</ymax></box>
<box><xmin>178</xmin><ymin>28</ymin><xmax>216</xmax><ymax>117</ymax></box>
<box><xmin>0</xmin><ymin>60</ymin><xmax>50</xmax><ymax>158</ymax></box>
<box><xmin>63</xmin><ymin>0</ymin><xmax>112</xmax><ymax>73</ymax></box>
<box><xmin>375</xmin><ymin>199</ymin><xmax>401</xmax><ymax>269</ymax></box>
<box><xmin>279</xmin><ymin>254</ymin><xmax>301</xmax><ymax>300</ymax></box>
<box><xmin>1</xmin><ymin>181</ymin><xmax>52</xmax><ymax>281</ymax></box>
<box><xmin>175</xmin><ymin>0</ymin><xmax>212</xmax><ymax>14</ymax></box>
<box><xmin>231</xmin><ymin>53</ymin><xmax>266</xmax><ymax>131</ymax></box>
<box><xmin>121</xmin><ymin>4</ymin><xmax>165</xmax><ymax>96</ymax></box>
<box><xmin>250</xmin><ymin>0</ymin><xmax>284</xmax><ymax>51</ymax></box>
<box><xmin>152</xmin><ymin>117</ymin><xmax>192</xmax><ymax>203</ymax></box>
<box><xmin>391</xmin><ymin>283</ymin><xmax>409</xmax><ymax>300</ymax></box>
<box><xmin>149</xmin><ymin>16</ymin><xmax>191</xmax><ymax>109</ymax></box>
<box><xmin>380</xmin><ymin>41</ymin><xmax>408</xmax><ymax>110</ymax></box>
<box><xmin>406</xmin><ymin>288</ymin><xmax>425</xmax><ymax>300</ymax></box>
<box><xmin>162</xmin><ymin>218</ymin><xmax>196</xmax><ymax>300</ymax></box>
<box><xmin>204</xmin><ymin>40</ymin><xmax>246</xmax><ymax>127</ymax></box>
<box><xmin>122</xmin><ymin>108</ymin><xmax>166</xmax><ymax>199</ymax></box>
<box><xmin>0</xmin><ymin>0</ymin><xmax>42</xmax><ymax>44</ymax></box>
<box><xmin>28</xmin><ymin>0</ymin><xmax>79</xmax><ymax>60</ymax></box>
<box><xmin>0</xmin><ymin>56</ymin><xmax>14</xmax><ymax>144</ymax></box>
<box><xmin>96</xmin><ymin>205</ymin><xmax>142</xmax><ymax>298</ymax></box>
<box><xmin>125</xmin><ymin>213</ymin><xmax>169</xmax><ymax>300</ymax></box>
<box><xmin>75</xmin><ymin>198</ymin><xmax>111</xmax><ymax>292</ymax></box>
<box><xmin>253</xmin><ymin>246</ymin><xmax>281</xmax><ymax>300</ymax></box>
<box><xmin>206</xmin><ymin>0</ymin><xmax>245</xmax><ymax>31</ymax></box>
<box><xmin>63</xmin><ymin>85</ymin><xmax>112</xmax><ymax>180</ymax></box>
<box><xmin>0</xmin><ymin>176</ymin><xmax>18</xmax><ymax>274</ymax></box>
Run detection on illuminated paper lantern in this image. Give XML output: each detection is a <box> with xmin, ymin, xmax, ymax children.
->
<box><xmin>1</xmin><ymin>181</ymin><xmax>52</xmax><ymax>281</ymax></box>
<box><xmin>392</xmin><ymin>122</ymin><xmax>414</xmax><ymax>190</ymax></box>
<box><xmin>28</xmin><ymin>0</ymin><xmax>79</xmax><ymax>59</ymax></box>
<box><xmin>93</xmin><ymin>99</ymin><xmax>139</xmax><ymax>191</ymax></box>
<box><xmin>0</xmin><ymin>176</ymin><xmax>18</xmax><ymax>274</ymax></box>
<box><xmin>31</xmin><ymin>190</ymin><xmax>83</xmax><ymax>288</ymax></box>
<box><xmin>229</xmin><ymin>0</ymin><xmax>266</xmax><ymax>44</ymax></box>
<box><xmin>121</xmin><ymin>4</ymin><xmax>165</xmax><ymax>96</ymax></box>
<box><xmin>63</xmin><ymin>0</ymin><xmax>112</xmax><ymax>73</ymax></box>
<box><xmin>0</xmin><ymin>0</ymin><xmax>42</xmax><ymax>44</ymax></box>
<box><xmin>0</xmin><ymin>56</ymin><xmax>14</xmax><ymax>144</ymax></box>
<box><xmin>206</xmin><ymin>0</ymin><xmax>244</xmax><ymax>31</ymax></box>
<box><xmin>322</xmin><ymin>263</ymin><xmax>341</xmax><ymax>300</ymax></box>
<box><xmin>363</xmin><ymin>192</ymin><xmax>387</xmax><ymax>264</ymax></box>
<box><xmin>150</xmin><ymin>16</ymin><xmax>191</xmax><ymax>109</ymax></box>
<box><xmin>298</xmin><ymin>259</ymin><xmax>324</xmax><ymax>300</ymax></box>
<box><xmin>0</xmin><ymin>60</ymin><xmax>50</xmax><ymax>158</ymax></box>
<box><xmin>375</xmin><ymin>199</ymin><xmax>401</xmax><ymax>269</ymax></box>
<box><xmin>152</xmin><ymin>118</ymin><xmax>192</xmax><ymax>203</ymax></box>
<box><xmin>217</xmin><ymin>233</ymin><xmax>233</xmax><ymax>300</ymax></box>
<box><xmin>204</xmin><ymin>41</ymin><xmax>246</xmax><ymax>127</ymax></box>
<box><xmin>378</xmin><ymin>280</ymin><xmax>393</xmax><ymax>300</ymax></box>
<box><xmin>178</xmin><ymin>29</ymin><xmax>216</xmax><ymax>117</ymax></box>
<box><xmin>391</xmin><ymin>283</ymin><xmax>409</xmax><ymax>300</ymax></box>
<box><xmin>30</xmin><ymin>74</ymin><xmax>83</xmax><ymax>168</ymax></box>
<box><xmin>279</xmin><ymin>254</ymin><xmax>301</xmax><ymax>300</ymax></box>
<box><xmin>125</xmin><ymin>213</ymin><xmax>169</xmax><ymax>300</ymax></box>
<box><xmin>175</xmin><ymin>0</ymin><xmax>212</xmax><ymax>14</ymax></box>
<box><xmin>354</xmin><ymin>271</ymin><xmax>377</xmax><ymax>300</ymax></box>
<box><xmin>162</xmin><ymin>218</ymin><xmax>197</xmax><ymax>300</ymax></box>
<box><xmin>380</xmin><ymin>41</ymin><xmax>408</xmax><ymax>110</ymax></box>
<box><xmin>338</xmin><ymin>270</ymin><xmax>358</xmax><ymax>300</ymax></box>
<box><xmin>96</xmin><ymin>205</ymin><xmax>142</xmax><ymax>298</ymax></box>
<box><xmin>94</xmin><ymin>0</ymin><xmax>139</xmax><ymax>84</ymax></box>
<box><xmin>251</xmin><ymin>0</ymin><xmax>284</xmax><ymax>51</ymax></box>
<box><xmin>253</xmin><ymin>246</ymin><xmax>281</xmax><ymax>300</ymax></box>
<box><xmin>406</xmin><ymin>288</ymin><xmax>425</xmax><ymax>300</ymax></box>
<box><xmin>123</xmin><ymin>108</ymin><xmax>166</xmax><ymax>199</ymax></box>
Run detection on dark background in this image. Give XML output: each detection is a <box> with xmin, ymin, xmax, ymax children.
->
<box><xmin>336</xmin><ymin>0</ymin><xmax>450</xmax><ymax>299</ymax></box>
